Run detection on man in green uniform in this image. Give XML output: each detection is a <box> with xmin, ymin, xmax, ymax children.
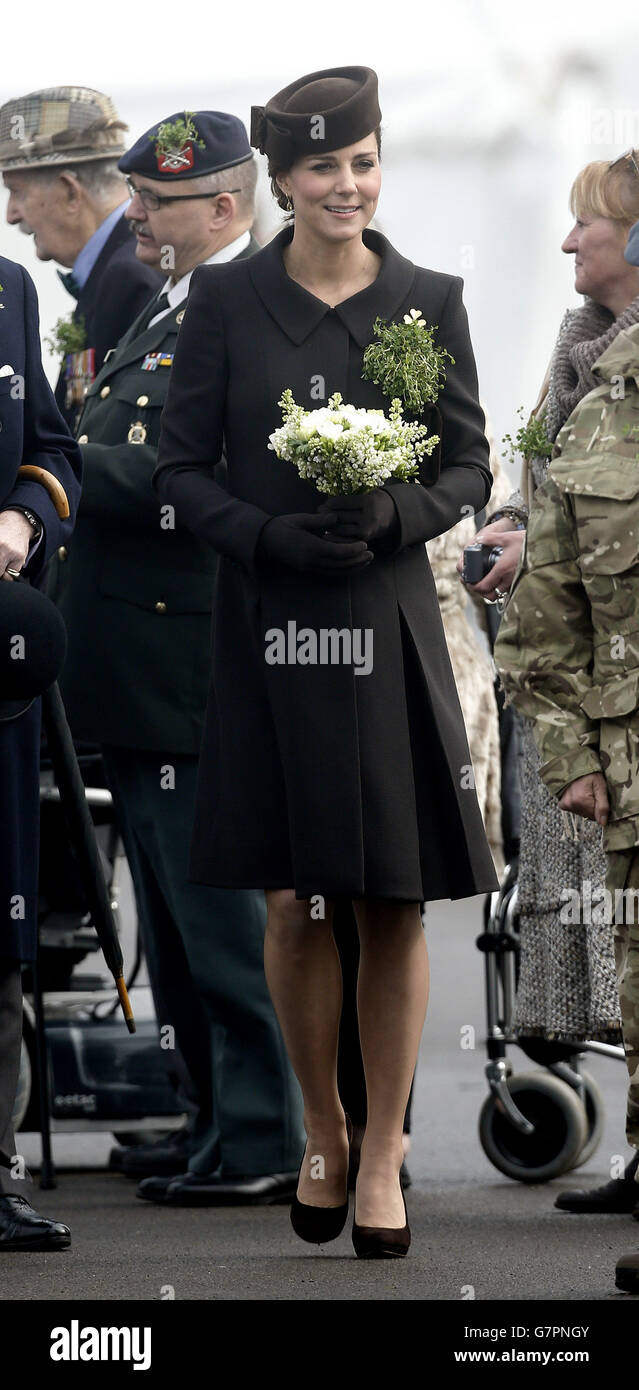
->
<box><xmin>47</xmin><ymin>110</ymin><xmax>304</xmax><ymax>1204</ymax></box>
<box><xmin>494</xmin><ymin>218</ymin><xmax>639</xmax><ymax>1290</ymax></box>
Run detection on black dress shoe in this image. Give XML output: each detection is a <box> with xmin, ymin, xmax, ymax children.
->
<box><xmin>352</xmin><ymin>1190</ymin><xmax>411</xmax><ymax>1259</ymax></box>
<box><xmin>555</xmin><ymin>1153</ymin><xmax>639</xmax><ymax>1213</ymax></box>
<box><xmin>0</xmin><ymin>1196</ymin><xmax>71</xmax><ymax>1251</ymax></box>
<box><xmin>110</xmin><ymin>1129</ymin><xmax>191</xmax><ymax>1177</ymax></box>
<box><xmin>138</xmin><ymin>1171</ymin><xmax>299</xmax><ymax>1206</ymax></box>
<box><xmin>136</xmin><ymin>1175</ymin><xmax>177</xmax><ymax>1203</ymax></box>
<box><xmin>291</xmin><ymin>1119</ymin><xmax>352</xmax><ymax>1245</ymax></box>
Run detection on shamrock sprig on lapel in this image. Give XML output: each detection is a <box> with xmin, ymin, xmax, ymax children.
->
<box><xmin>362</xmin><ymin>307</ymin><xmax>454</xmax><ymax>415</ymax></box>
<box><xmin>45</xmin><ymin>313</ymin><xmax>87</xmax><ymax>361</ymax></box>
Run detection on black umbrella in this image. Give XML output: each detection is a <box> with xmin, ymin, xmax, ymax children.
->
<box><xmin>40</xmin><ymin>678</ymin><xmax>135</xmax><ymax>1033</ymax></box>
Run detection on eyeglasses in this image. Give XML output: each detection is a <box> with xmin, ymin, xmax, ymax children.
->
<box><xmin>126</xmin><ymin>177</ymin><xmax>241</xmax><ymax>211</ymax></box>
<box><xmin>608</xmin><ymin>149</ymin><xmax>639</xmax><ymax>177</ymax></box>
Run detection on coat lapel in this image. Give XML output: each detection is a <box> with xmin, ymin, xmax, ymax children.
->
<box><xmin>247</xmin><ymin>225</ymin><xmax>417</xmax><ymax>346</ymax></box>
<box><xmin>98</xmin><ymin>304</ymin><xmax>186</xmax><ymax>380</ymax></box>
<box><xmin>93</xmin><ymin>234</ymin><xmax>261</xmax><ymax>386</ymax></box>
<box><xmin>76</xmin><ymin>213</ymin><xmax>132</xmax><ymax>320</ymax></box>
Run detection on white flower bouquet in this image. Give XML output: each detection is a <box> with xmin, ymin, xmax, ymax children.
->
<box><xmin>268</xmin><ymin>389</ymin><xmax>439</xmax><ymax>496</ymax></box>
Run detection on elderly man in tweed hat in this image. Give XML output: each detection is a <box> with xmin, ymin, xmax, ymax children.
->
<box><xmin>0</xmin><ymin>87</ymin><xmax>161</xmax><ymax>427</ymax></box>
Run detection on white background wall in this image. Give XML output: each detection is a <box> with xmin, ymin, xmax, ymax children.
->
<box><xmin>2</xmin><ymin>0</ymin><xmax>639</xmax><ymax>480</ymax></box>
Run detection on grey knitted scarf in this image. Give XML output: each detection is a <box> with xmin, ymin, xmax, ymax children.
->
<box><xmin>529</xmin><ymin>293</ymin><xmax>639</xmax><ymax>489</ymax></box>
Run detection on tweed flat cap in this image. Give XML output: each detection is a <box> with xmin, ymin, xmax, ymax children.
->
<box><xmin>0</xmin><ymin>86</ymin><xmax>128</xmax><ymax>173</ymax></box>
<box><xmin>250</xmin><ymin>66</ymin><xmax>381</xmax><ymax>168</ymax></box>
<box><xmin>119</xmin><ymin>110</ymin><xmax>252</xmax><ymax>180</ymax></box>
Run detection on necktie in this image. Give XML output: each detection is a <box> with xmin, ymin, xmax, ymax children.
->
<box><xmin>136</xmin><ymin>290</ymin><xmax>171</xmax><ymax>335</ymax></box>
<box><xmin>57</xmin><ymin>269</ymin><xmax>80</xmax><ymax>299</ymax></box>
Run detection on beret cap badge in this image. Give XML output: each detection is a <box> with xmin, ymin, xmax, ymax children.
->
<box><xmin>150</xmin><ymin>111</ymin><xmax>205</xmax><ymax>175</ymax></box>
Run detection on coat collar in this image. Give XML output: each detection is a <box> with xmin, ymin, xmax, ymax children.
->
<box><xmin>247</xmin><ymin>225</ymin><xmax>416</xmax><ymax>347</ymax></box>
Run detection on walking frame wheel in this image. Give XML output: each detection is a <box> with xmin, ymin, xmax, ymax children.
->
<box><xmin>479</xmin><ymin>1070</ymin><xmax>589</xmax><ymax>1183</ymax></box>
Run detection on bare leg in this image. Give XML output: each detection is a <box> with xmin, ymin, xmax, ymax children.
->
<box><xmin>264</xmin><ymin>890</ymin><xmax>349</xmax><ymax>1207</ymax></box>
<box><xmin>353</xmin><ymin>899</ymin><xmax>429</xmax><ymax>1227</ymax></box>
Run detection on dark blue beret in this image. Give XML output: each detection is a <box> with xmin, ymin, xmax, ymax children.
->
<box><xmin>118</xmin><ymin>110</ymin><xmax>252</xmax><ymax>180</ymax></box>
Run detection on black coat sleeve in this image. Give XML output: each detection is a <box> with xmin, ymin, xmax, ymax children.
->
<box><xmin>382</xmin><ymin>276</ymin><xmax>492</xmax><ymax>549</ymax></box>
<box><xmin>6</xmin><ymin>266</ymin><xmax>82</xmax><ymax>578</ymax></box>
<box><xmin>153</xmin><ymin>266</ymin><xmax>272</xmax><ymax>570</ymax></box>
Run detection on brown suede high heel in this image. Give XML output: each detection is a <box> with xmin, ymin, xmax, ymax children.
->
<box><xmin>290</xmin><ymin>1116</ymin><xmax>352</xmax><ymax>1246</ymax></box>
<box><xmin>352</xmin><ymin>1189</ymin><xmax>411</xmax><ymax>1259</ymax></box>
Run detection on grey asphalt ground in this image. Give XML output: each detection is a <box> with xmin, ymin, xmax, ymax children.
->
<box><xmin>1</xmin><ymin>892</ymin><xmax>636</xmax><ymax>1302</ymax></box>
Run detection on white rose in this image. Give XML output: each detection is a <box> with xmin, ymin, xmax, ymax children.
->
<box><xmin>315</xmin><ymin>419</ymin><xmax>343</xmax><ymax>441</ymax></box>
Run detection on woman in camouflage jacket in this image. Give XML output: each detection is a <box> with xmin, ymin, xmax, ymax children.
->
<box><xmin>465</xmin><ymin>155</ymin><xmax>639</xmax><ymax>1046</ymax></box>
<box><xmin>494</xmin><ymin>260</ymin><xmax>639</xmax><ymax>1283</ymax></box>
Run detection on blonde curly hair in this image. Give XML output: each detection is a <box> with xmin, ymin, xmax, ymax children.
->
<box><xmin>570</xmin><ymin>151</ymin><xmax>639</xmax><ymax>230</ymax></box>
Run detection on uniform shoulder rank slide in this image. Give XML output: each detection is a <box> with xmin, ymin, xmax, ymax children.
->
<box><xmin>141</xmin><ymin>351</ymin><xmax>174</xmax><ymax>371</ymax></box>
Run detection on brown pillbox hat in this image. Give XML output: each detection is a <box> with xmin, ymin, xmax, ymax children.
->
<box><xmin>250</xmin><ymin>66</ymin><xmax>381</xmax><ymax>169</ymax></box>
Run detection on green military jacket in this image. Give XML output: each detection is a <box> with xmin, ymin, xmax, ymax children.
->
<box><xmin>495</xmin><ymin>320</ymin><xmax>639</xmax><ymax>853</ymax></box>
<box><xmin>47</xmin><ymin>235</ymin><xmax>259</xmax><ymax>753</ymax></box>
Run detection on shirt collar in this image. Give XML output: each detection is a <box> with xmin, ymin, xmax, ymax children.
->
<box><xmin>162</xmin><ymin>229</ymin><xmax>252</xmax><ymax>309</ymax></box>
<box><xmin>247</xmin><ymin>224</ymin><xmax>416</xmax><ymax>347</ymax></box>
<box><xmin>72</xmin><ymin>201</ymin><xmax>128</xmax><ymax>290</ymax></box>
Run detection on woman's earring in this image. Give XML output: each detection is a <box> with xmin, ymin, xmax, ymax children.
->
<box><xmin>286</xmin><ymin>196</ymin><xmax>294</xmax><ymax>212</ymax></box>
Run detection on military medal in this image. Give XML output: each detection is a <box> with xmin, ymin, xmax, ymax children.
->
<box><xmin>128</xmin><ymin>421</ymin><xmax>147</xmax><ymax>444</ymax></box>
<box><xmin>141</xmin><ymin>352</ymin><xmax>174</xmax><ymax>371</ymax></box>
<box><xmin>64</xmin><ymin>347</ymin><xmax>96</xmax><ymax>410</ymax></box>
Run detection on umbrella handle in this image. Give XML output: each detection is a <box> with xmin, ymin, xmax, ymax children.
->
<box><xmin>115</xmin><ymin>975</ymin><xmax>136</xmax><ymax>1034</ymax></box>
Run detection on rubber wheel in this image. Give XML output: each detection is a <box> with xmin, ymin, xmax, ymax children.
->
<box><xmin>566</xmin><ymin>1070</ymin><xmax>605</xmax><ymax>1170</ymax></box>
<box><xmin>479</xmin><ymin>1070</ymin><xmax>589</xmax><ymax>1183</ymax></box>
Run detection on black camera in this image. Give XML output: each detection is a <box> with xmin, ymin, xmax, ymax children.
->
<box><xmin>462</xmin><ymin>542</ymin><xmax>503</xmax><ymax>585</ymax></box>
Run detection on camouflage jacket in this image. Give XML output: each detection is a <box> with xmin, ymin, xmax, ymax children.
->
<box><xmin>494</xmin><ymin>320</ymin><xmax>639</xmax><ymax>852</ymax></box>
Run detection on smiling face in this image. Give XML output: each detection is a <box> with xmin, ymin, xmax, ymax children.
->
<box><xmin>276</xmin><ymin>133</ymin><xmax>381</xmax><ymax>244</ymax></box>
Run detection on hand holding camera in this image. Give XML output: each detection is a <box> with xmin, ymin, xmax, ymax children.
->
<box><xmin>456</xmin><ymin>521</ymin><xmax>526</xmax><ymax>602</ymax></box>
